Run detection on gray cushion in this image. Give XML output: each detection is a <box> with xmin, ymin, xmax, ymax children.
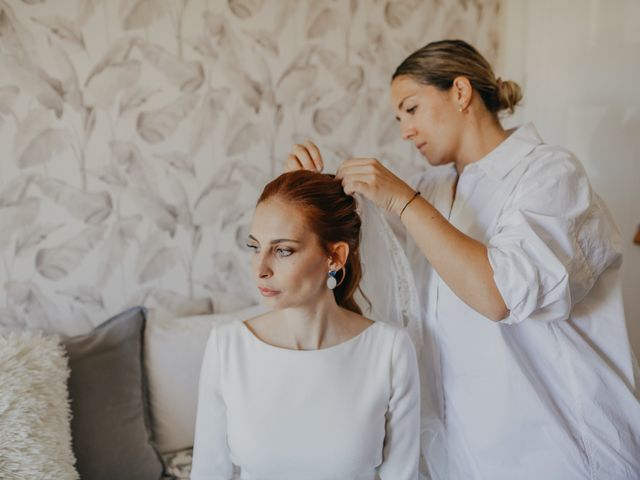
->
<box><xmin>64</xmin><ymin>307</ymin><xmax>164</xmax><ymax>480</ymax></box>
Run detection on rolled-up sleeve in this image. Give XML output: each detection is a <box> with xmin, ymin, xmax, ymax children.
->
<box><xmin>487</xmin><ymin>152</ymin><xmax>621</xmax><ymax>325</ymax></box>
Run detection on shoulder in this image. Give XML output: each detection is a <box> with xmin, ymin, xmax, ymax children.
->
<box><xmin>505</xmin><ymin>123</ymin><xmax>585</xmax><ymax>179</ymax></box>
<box><xmin>369</xmin><ymin>324</ymin><xmax>419</xmax><ymax>382</ymax></box>
<box><xmin>346</xmin><ymin>320</ymin><xmax>417</xmax><ymax>370</ymax></box>
<box><xmin>504</xmin><ymin>144</ymin><xmax>594</xmax><ymax>214</ymax></box>
<box><xmin>369</xmin><ymin>322</ymin><xmax>416</xmax><ymax>355</ymax></box>
<box><xmin>370</xmin><ymin>320</ymin><xmax>404</xmax><ymax>337</ymax></box>
<box><xmin>240</xmin><ymin>310</ymin><xmax>282</xmax><ymax>345</ymax></box>
<box><xmin>522</xmin><ymin>143</ymin><xmax>589</xmax><ymax>188</ymax></box>
<box><xmin>242</xmin><ymin>310</ymin><xmax>277</xmax><ymax>328</ymax></box>
<box><xmin>340</xmin><ymin>308</ymin><xmax>375</xmax><ymax>330</ymax></box>
<box><xmin>207</xmin><ymin>320</ymin><xmax>247</xmax><ymax>349</ymax></box>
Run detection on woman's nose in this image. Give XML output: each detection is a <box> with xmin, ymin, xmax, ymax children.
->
<box><xmin>255</xmin><ymin>256</ymin><xmax>272</xmax><ymax>279</ymax></box>
<box><xmin>258</xmin><ymin>268</ymin><xmax>272</xmax><ymax>279</ymax></box>
<box><xmin>400</xmin><ymin>122</ymin><xmax>416</xmax><ymax>140</ymax></box>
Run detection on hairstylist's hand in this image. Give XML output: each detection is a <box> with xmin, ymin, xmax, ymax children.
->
<box><xmin>336</xmin><ymin>158</ymin><xmax>416</xmax><ymax>216</ymax></box>
<box><xmin>284</xmin><ymin>141</ymin><xmax>324</xmax><ymax>172</ymax></box>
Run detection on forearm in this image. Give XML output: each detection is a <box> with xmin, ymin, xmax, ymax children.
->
<box><xmin>400</xmin><ymin>196</ymin><xmax>508</xmax><ymax>321</ymax></box>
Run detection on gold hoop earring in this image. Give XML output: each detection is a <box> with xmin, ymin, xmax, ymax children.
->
<box><xmin>335</xmin><ymin>266</ymin><xmax>346</xmax><ymax>288</ymax></box>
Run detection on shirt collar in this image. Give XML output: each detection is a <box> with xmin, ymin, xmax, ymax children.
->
<box><xmin>470</xmin><ymin>123</ymin><xmax>543</xmax><ymax>179</ymax></box>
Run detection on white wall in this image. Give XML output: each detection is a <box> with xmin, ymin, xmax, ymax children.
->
<box><xmin>499</xmin><ymin>0</ymin><xmax>640</xmax><ymax>356</ymax></box>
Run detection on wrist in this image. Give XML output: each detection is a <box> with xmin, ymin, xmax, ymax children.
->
<box><xmin>398</xmin><ymin>190</ymin><xmax>421</xmax><ymax>219</ymax></box>
<box><xmin>391</xmin><ymin>189</ymin><xmax>414</xmax><ymax>216</ymax></box>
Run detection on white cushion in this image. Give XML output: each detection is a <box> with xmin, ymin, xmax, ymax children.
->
<box><xmin>0</xmin><ymin>329</ymin><xmax>79</xmax><ymax>479</ymax></box>
<box><xmin>145</xmin><ymin>305</ymin><xmax>265</xmax><ymax>453</ymax></box>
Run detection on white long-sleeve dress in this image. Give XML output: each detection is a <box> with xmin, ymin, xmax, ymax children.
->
<box><xmin>190</xmin><ymin>320</ymin><xmax>420</xmax><ymax>480</ymax></box>
<box><xmin>404</xmin><ymin>123</ymin><xmax>640</xmax><ymax>479</ymax></box>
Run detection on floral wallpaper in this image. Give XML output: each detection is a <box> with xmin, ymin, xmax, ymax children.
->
<box><xmin>0</xmin><ymin>0</ymin><xmax>501</xmax><ymax>335</ymax></box>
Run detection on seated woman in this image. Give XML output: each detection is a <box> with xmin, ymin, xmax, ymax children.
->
<box><xmin>190</xmin><ymin>170</ymin><xmax>420</xmax><ymax>480</ymax></box>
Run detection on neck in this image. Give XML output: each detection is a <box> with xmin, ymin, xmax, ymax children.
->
<box><xmin>454</xmin><ymin>112</ymin><xmax>509</xmax><ymax>175</ymax></box>
<box><xmin>278</xmin><ymin>291</ymin><xmax>348</xmax><ymax>350</ymax></box>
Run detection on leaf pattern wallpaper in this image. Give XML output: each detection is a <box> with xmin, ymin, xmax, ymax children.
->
<box><xmin>0</xmin><ymin>0</ymin><xmax>501</xmax><ymax>335</ymax></box>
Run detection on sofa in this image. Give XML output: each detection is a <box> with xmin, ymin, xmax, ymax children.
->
<box><xmin>0</xmin><ymin>303</ymin><xmax>264</xmax><ymax>480</ymax></box>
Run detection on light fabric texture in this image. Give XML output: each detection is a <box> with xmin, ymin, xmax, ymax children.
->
<box><xmin>0</xmin><ymin>329</ymin><xmax>78</xmax><ymax>480</ymax></box>
<box><xmin>191</xmin><ymin>320</ymin><xmax>420</xmax><ymax>480</ymax></box>
<box><xmin>358</xmin><ymin>198</ymin><xmax>444</xmax><ymax>480</ymax></box>
<box><xmin>161</xmin><ymin>448</ymin><xmax>240</xmax><ymax>480</ymax></box>
<box><xmin>402</xmin><ymin>123</ymin><xmax>640</xmax><ymax>479</ymax></box>
<box><xmin>64</xmin><ymin>306</ymin><xmax>164</xmax><ymax>480</ymax></box>
<box><xmin>145</xmin><ymin>305</ymin><xmax>265</xmax><ymax>453</ymax></box>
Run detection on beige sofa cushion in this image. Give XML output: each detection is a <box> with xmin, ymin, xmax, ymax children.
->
<box><xmin>145</xmin><ymin>305</ymin><xmax>264</xmax><ymax>453</ymax></box>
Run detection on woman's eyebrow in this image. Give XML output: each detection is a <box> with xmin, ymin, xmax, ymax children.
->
<box><xmin>398</xmin><ymin>94</ymin><xmax>413</xmax><ymax>110</ymax></box>
<box><xmin>270</xmin><ymin>238</ymin><xmax>301</xmax><ymax>244</ymax></box>
<box><xmin>247</xmin><ymin>235</ymin><xmax>301</xmax><ymax>244</ymax></box>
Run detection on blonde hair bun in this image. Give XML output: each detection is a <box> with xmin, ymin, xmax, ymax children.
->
<box><xmin>497</xmin><ymin>78</ymin><xmax>523</xmax><ymax>114</ymax></box>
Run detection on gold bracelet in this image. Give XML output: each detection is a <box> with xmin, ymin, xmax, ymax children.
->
<box><xmin>399</xmin><ymin>191</ymin><xmax>421</xmax><ymax>219</ymax></box>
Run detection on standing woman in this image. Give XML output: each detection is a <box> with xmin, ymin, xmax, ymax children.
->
<box><xmin>287</xmin><ymin>40</ymin><xmax>640</xmax><ymax>479</ymax></box>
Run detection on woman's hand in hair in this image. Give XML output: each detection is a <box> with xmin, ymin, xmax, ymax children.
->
<box><xmin>336</xmin><ymin>158</ymin><xmax>416</xmax><ymax>215</ymax></box>
<box><xmin>284</xmin><ymin>141</ymin><xmax>324</xmax><ymax>172</ymax></box>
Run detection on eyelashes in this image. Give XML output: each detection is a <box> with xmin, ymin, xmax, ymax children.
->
<box><xmin>245</xmin><ymin>244</ymin><xmax>294</xmax><ymax>257</ymax></box>
<box><xmin>395</xmin><ymin>104</ymin><xmax>417</xmax><ymax>121</ymax></box>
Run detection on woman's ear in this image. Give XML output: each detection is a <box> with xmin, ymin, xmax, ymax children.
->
<box><xmin>451</xmin><ymin>75</ymin><xmax>472</xmax><ymax>111</ymax></box>
<box><xmin>328</xmin><ymin>241</ymin><xmax>349</xmax><ymax>270</ymax></box>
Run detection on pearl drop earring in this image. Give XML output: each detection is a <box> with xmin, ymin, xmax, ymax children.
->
<box><xmin>327</xmin><ymin>270</ymin><xmax>338</xmax><ymax>290</ymax></box>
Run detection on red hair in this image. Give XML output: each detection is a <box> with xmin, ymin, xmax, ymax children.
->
<box><xmin>258</xmin><ymin>170</ymin><xmax>367</xmax><ymax>315</ymax></box>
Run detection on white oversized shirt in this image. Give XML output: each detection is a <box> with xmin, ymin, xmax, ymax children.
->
<box><xmin>405</xmin><ymin>123</ymin><xmax>640</xmax><ymax>479</ymax></box>
<box><xmin>190</xmin><ymin>320</ymin><xmax>420</xmax><ymax>480</ymax></box>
